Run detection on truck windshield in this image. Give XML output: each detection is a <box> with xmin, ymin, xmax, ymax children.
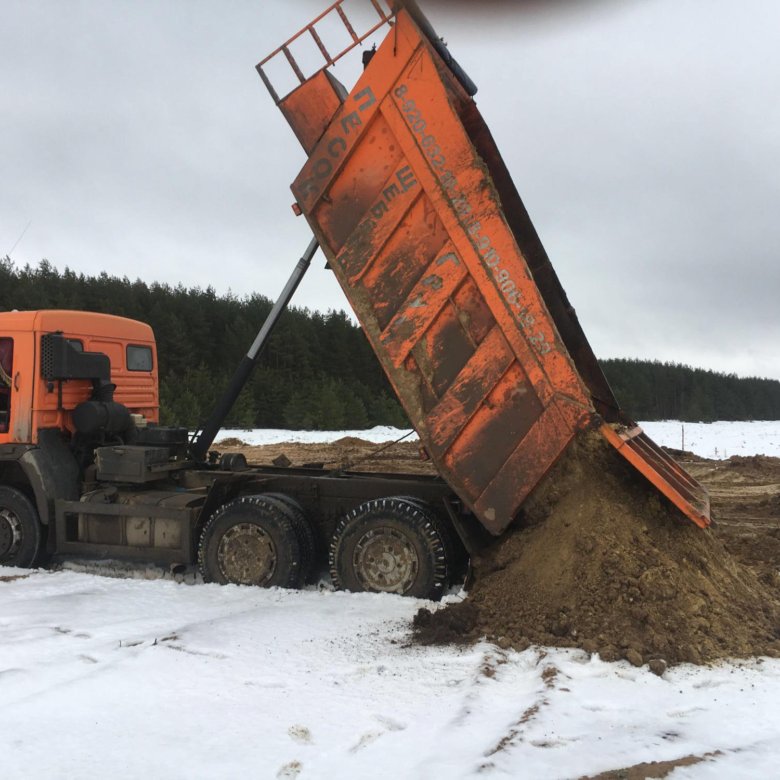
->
<box><xmin>0</xmin><ymin>337</ymin><xmax>13</xmax><ymax>433</ymax></box>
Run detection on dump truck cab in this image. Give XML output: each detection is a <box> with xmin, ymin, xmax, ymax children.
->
<box><xmin>0</xmin><ymin>310</ymin><xmax>159</xmax><ymax>446</ymax></box>
<box><xmin>0</xmin><ymin>311</ymin><xmax>163</xmax><ymax>566</ymax></box>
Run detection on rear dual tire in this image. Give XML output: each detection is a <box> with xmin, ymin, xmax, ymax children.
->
<box><xmin>262</xmin><ymin>493</ymin><xmax>319</xmax><ymax>584</ymax></box>
<box><xmin>198</xmin><ymin>495</ymin><xmax>302</xmax><ymax>588</ymax></box>
<box><xmin>329</xmin><ymin>497</ymin><xmax>451</xmax><ymax>601</ymax></box>
<box><xmin>199</xmin><ymin>493</ymin><xmax>459</xmax><ymax>601</ymax></box>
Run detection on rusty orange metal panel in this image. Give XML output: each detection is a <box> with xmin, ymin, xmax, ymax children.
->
<box><xmin>263</xmin><ymin>5</ymin><xmax>710</xmax><ymax>533</ymax></box>
<box><xmin>279</xmin><ymin>70</ymin><xmax>347</xmax><ymax>154</ymax></box>
<box><xmin>274</xmin><ymin>10</ymin><xmax>595</xmax><ymax>535</ymax></box>
<box><xmin>601</xmin><ymin>424</ymin><xmax>710</xmax><ymax>528</ymax></box>
<box><xmin>472</xmin><ymin>404</ymin><xmax>575</xmax><ymax>533</ymax></box>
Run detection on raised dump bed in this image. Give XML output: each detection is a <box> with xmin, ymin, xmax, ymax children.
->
<box><xmin>258</xmin><ymin>0</ymin><xmax>710</xmax><ymax>534</ymax></box>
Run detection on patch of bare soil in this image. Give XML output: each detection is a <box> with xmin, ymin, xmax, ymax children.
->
<box><xmin>685</xmin><ymin>452</ymin><xmax>780</xmax><ymax>587</ymax></box>
<box><xmin>332</xmin><ymin>436</ymin><xmax>373</xmax><ymax>446</ymax></box>
<box><xmin>215</xmin><ymin>437</ymin><xmax>248</xmax><ymax>448</ymax></box>
<box><xmin>414</xmin><ymin>432</ymin><xmax>780</xmax><ymax>666</ymax></box>
<box><xmin>580</xmin><ymin>751</ymin><xmax>720</xmax><ymax>780</ymax></box>
<box><xmin>219</xmin><ymin>439</ymin><xmax>436</xmax><ymax>476</ymax></box>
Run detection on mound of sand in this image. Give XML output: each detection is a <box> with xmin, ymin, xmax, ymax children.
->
<box><xmin>415</xmin><ymin>432</ymin><xmax>780</xmax><ymax>666</ymax></box>
<box><xmin>215</xmin><ymin>437</ymin><xmax>247</xmax><ymax>448</ymax></box>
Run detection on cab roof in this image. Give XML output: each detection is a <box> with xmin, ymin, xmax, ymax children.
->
<box><xmin>0</xmin><ymin>310</ymin><xmax>154</xmax><ymax>342</ymax></box>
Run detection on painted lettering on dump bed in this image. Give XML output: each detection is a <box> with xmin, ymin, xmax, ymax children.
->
<box><xmin>297</xmin><ymin>87</ymin><xmax>377</xmax><ymax>203</ymax></box>
<box><xmin>393</xmin><ymin>83</ymin><xmax>551</xmax><ymax>356</ymax></box>
<box><xmin>366</xmin><ymin>166</ymin><xmax>418</xmax><ymax>227</ymax></box>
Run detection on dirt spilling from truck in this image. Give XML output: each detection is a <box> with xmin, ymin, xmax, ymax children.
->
<box><xmin>224</xmin><ymin>434</ymin><xmax>780</xmax><ymax>665</ymax></box>
<box><xmin>414</xmin><ymin>431</ymin><xmax>780</xmax><ymax>666</ymax></box>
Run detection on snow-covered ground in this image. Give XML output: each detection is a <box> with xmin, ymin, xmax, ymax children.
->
<box><xmin>216</xmin><ymin>425</ymin><xmax>415</xmax><ymax>446</ymax></box>
<box><xmin>4</xmin><ymin>422</ymin><xmax>780</xmax><ymax>778</ymax></box>
<box><xmin>2</xmin><ymin>568</ymin><xmax>779</xmax><ymax>780</ymax></box>
<box><xmin>640</xmin><ymin>420</ymin><xmax>780</xmax><ymax>460</ymax></box>
<box><xmin>217</xmin><ymin>420</ymin><xmax>780</xmax><ymax>460</ymax></box>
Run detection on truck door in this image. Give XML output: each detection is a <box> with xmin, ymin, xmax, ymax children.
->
<box><xmin>0</xmin><ymin>337</ymin><xmax>14</xmax><ymax>435</ymax></box>
<box><xmin>0</xmin><ymin>333</ymin><xmax>33</xmax><ymax>444</ymax></box>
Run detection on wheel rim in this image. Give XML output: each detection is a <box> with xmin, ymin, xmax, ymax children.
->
<box><xmin>353</xmin><ymin>527</ymin><xmax>419</xmax><ymax>594</ymax></box>
<box><xmin>0</xmin><ymin>507</ymin><xmax>22</xmax><ymax>559</ymax></box>
<box><xmin>217</xmin><ymin>523</ymin><xmax>277</xmax><ymax>586</ymax></box>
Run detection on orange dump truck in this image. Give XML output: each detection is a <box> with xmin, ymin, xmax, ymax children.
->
<box><xmin>0</xmin><ymin>1</ymin><xmax>709</xmax><ymax>602</ymax></box>
<box><xmin>258</xmin><ymin>0</ymin><xmax>710</xmax><ymax>536</ymax></box>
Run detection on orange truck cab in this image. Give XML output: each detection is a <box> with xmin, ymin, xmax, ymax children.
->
<box><xmin>0</xmin><ymin>310</ymin><xmax>158</xmax><ymax>444</ymax></box>
<box><xmin>0</xmin><ymin>311</ymin><xmax>162</xmax><ymax>564</ymax></box>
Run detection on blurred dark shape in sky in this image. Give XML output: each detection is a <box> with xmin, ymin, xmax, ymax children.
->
<box><xmin>416</xmin><ymin>0</ymin><xmax>621</xmax><ymax>21</ymax></box>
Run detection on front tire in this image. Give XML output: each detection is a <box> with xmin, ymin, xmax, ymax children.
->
<box><xmin>330</xmin><ymin>497</ymin><xmax>448</xmax><ymax>600</ymax></box>
<box><xmin>0</xmin><ymin>486</ymin><xmax>41</xmax><ymax>568</ymax></box>
<box><xmin>198</xmin><ymin>495</ymin><xmax>301</xmax><ymax>588</ymax></box>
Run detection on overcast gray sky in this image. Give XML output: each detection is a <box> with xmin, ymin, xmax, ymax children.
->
<box><xmin>2</xmin><ymin>0</ymin><xmax>779</xmax><ymax>379</ymax></box>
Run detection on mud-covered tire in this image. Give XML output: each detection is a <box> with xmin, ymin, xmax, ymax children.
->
<box><xmin>198</xmin><ymin>495</ymin><xmax>301</xmax><ymax>588</ymax></box>
<box><xmin>262</xmin><ymin>493</ymin><xmax>318</xmax><ymax>584</ymax></box>
<box><xmin>0</xmin><ymin>487</ymin><xmax>41</xmax><ymax>569</ymax></box>
<box><xmin>393</xmin><ymin>496</ymin><xmax>463</xmax><ymax>590</ymax></box>
<box><xmin>330</xmin><ymin>497</ymin><xmax>448</xmax><ymax>601</ymax></box>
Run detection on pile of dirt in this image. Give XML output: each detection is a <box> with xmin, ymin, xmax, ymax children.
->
<box><xmin>414</xmin><ymin>431</ymin><xmax>780</xmax><ymax>666</ymax></box>
<box><xmin>215</xmin><ymin>437</ymin><xmax>247</xmax><ymax>448</ymax></box>
<box><xmin>719</xmin><ymin>527</ymin><xmax>780</xmax><ymax>588</ymax></box>
<box><xmin>726</xmin><ymin>454</ymin><xmax>780</xmax><ymax>475</ymax></box>
<box><xmin>332</xmin><ymin>436</ymin><xmax>373</xmax><ymax>446</ymax></box>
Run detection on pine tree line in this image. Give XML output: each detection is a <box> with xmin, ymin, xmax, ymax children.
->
<box><xmin>0</xmin><ymin>258</ymin><xmax>407</xmax><ymax>430</ymax></box>
<box><xmin>601</xmin><ymin>358</ymin><xmax>780</xmax><ymax>422</ymax></box>
<box><xmin>2</xmin><ymin>258</ymin><xmax>778</xmax><ymax>426</ymax></box>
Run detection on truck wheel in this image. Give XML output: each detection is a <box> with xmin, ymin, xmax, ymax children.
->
<box><xmin>329</xmin><ymin>497</ymin><xmax>448</xmax><ymax>600</ymax></box>
<box><xmin>393</xmin><ymin>496</ymin><xmax>463</xmax><ymax>589</ymax></box>
<box><xmin>0</xmin><ymin>487</ymin><xmax>42</xmax><ymax>569</ymax></box>
<box><xmin>198</xmin><ymin>495</ymin><xmax>301</xmax><ymax>588</ymax></box>
<box><xmin>262</xmin><ymin>493</ymin><xmax>319</xmax><ymax>584</ymax></box>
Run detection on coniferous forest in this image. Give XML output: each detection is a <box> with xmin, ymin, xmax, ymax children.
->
<box><xmin>600</xmin><ymin>358</ymin><xmax>780</xmax><ymax>422</ymax></box>
<box><xmin>0</xmin><ymin>258</ymin><xmax>406</xmax><ymax>429</ymax></box>
<box><xmin>2</xmin><ymin>258</ymin><xmax>779</xmax><ymax>427</ymax></box>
